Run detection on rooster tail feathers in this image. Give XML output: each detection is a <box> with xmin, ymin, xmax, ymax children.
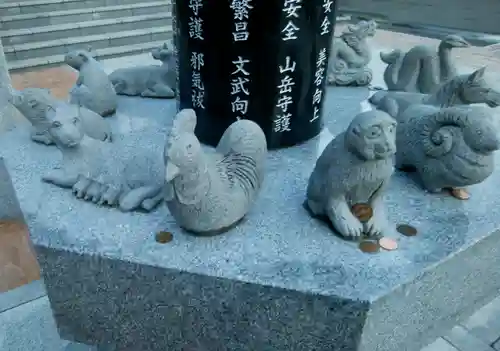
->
<box><xmin>216</xmin><ymin>119</ymin><xmax>267</xmax><ymax>190</ymax></box>
<box><xmin>216</xmin><ymin>119</ymin><xmax>267</xmax><ymax>165</ymax></box>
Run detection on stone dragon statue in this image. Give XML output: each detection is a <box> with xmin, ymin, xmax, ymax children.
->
<box><xmin>369</xmin><ymin>67</ymin><xmax>500</xmax><ymax>115</ymax></box>
<box><xmin>389</xmin><ymin>102</ymin><xmax>500</xmax><ymax>198</ymax></box>
<box><xmin>381</xmin><ymin>35</ymin><xmax>470</xmax><ymax>93</ymax></box>
<box><xmin>326</xmin><ymin>19</ymin><xmax>377</xmax><ymax>87</ymax></box>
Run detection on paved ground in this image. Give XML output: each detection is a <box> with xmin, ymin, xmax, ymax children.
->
<box><xmin>1</xmin><ymin>28</ymin><xmax>500</xmax><ymax>350</ymax></box>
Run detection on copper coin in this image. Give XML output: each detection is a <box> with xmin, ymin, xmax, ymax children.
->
<box><xmin>396</xmin><ymin>224</ymin><xmax>417</xmax><ymax>237</ymax></box>
<box><xmin>450</xmin><ymin>188</ymin><xmax>470</xmax><ymax>200</ymax></box>
<box><xmin>359</xmin><ymin>240</ymin><xmax>380</xmax><ymax>253</ymax></box>
<box><xmin>155</xmin><ymin>231</ymin><xmax>173</xmax><ymax>244</ymax></box>
<box><xmin>351</xmin><ymin>203</ymin><xmax>373</xmax><ymax>222</ymax></box>
<box><xmin>379</xmin><ymin>237</ymin><xmax>398</xmax><ymax>251</ymax></box>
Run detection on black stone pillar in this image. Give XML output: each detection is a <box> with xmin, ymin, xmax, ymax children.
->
<box><xmin>172</xmin><ymin>0</ymin><xmax>338</xmax><ymax>149</ymax></box>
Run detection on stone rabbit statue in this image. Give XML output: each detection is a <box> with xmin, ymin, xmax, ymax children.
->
<box><xmin>381</xmin><ymin>35</ymin><xmax>470</xmax><ymax>93</ymax></box>
<box><xmin>109</xmin><ymin>42</ymin><xmax>176</xmax><ymax>98</ymax></box>
<box><xmin>390</xmin><ymin>101</ymin><xmax>500</xmax><ymax>198</ymax></box>
<box><xmin>306</xmin><ymin>110</ymin><xmax>397</xmax><ymax>239</ymax></box>
<box><xmin>65</xmin><ymin>47</ymin><xmax>118</xmax><ymax>117</ymax></box>
<box><xmin>164</xmin><ymin>109</ymin><xmax>267</xmax><ymax>235</ymax></box>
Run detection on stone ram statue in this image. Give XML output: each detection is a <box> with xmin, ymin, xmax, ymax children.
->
<box><xmin>389</xmin><ymin>101</ymin><xmax>499</xmax><ymax>198</ymax></box>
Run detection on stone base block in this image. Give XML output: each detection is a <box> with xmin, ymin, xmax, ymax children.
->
<box><xmin>2</xmin><ymin>93</ymin><xmax>500</xmax><ymax>351</ymax></box>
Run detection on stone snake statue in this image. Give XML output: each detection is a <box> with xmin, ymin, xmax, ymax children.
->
<box><xmin>327</xmin><ymin>20</ymin><xmax>377</xmax><ymax>87</ymax></box>
<box><xmin>381</xmin><ymin>35</ymin><xmax>470</xmax><ymax>93</ymax></box>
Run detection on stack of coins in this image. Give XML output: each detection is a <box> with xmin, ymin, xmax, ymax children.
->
<box><xmin>351</xmin><ymin>203</ymin><xmax>412</xmax><ymax>253</ymax></box>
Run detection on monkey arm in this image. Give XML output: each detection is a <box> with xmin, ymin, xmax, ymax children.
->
<box><xmin>326</xmin><ymin>195</ymin><xmax>364</xmax><ymax>238</ymax></box>
<box><xmin>368</xmin><ymin>180</ymin><xmax>387</xmax><ymax>204</ymax></box>
<box><xmin>365</xmin><ymin>180</ymin><xmax>389</xmax><ymax>236</ymax></box>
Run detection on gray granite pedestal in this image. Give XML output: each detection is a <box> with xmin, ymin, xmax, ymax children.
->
<box><xmin>1</xmin><ymin>89</ymin><xmax>500</xmax><ymax>351</ymax></box>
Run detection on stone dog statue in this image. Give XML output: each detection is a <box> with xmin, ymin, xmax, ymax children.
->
<box><xmin>390</xmin><ymin>102</ymin><xmax>500</xmax><ymax>197</ymax></box>
<box><xmin>164</xmin><ymin>109</ymin><xmax>267</xmax><ymax>235</ymax></box>
<box><xmin>65</xmin><ymin>48</ymin><xmax>118</xmax><ymax>117</ymax></box>
<box><xmin>327</xmin><ymin>19</ymin><xmax>377</xmax><ymax>87</ymax></box>
<box><xmin>109</xmin><ymin>42</ymin><xmax>176</xmax><ymax>98</ymax></box>
<box><xmin>370</xmin><ymin>67</ymin><xmax>500</xmax><ymax>115</ymax></box>
<box><xmin>41</xmin><ymin>105</ymin><xmax>164</xmax><ymax>212</ymax></box>
<box><xmin>9</xmin><ymin>87</ymin><xmax>112</xmax><ymax>145</ymax></box>
<box><xmin>306</xmin><ymin>110</ymin><xmax>397</xmax><ymax>239</ymax></box>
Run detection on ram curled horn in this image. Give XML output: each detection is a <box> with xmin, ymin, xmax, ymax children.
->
<box><xmin>421</xmin><ymin>107</ymin><xmax>470</xmax><ymax>158</ymax></box>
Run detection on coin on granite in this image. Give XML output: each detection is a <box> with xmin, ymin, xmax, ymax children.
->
<box><xmin>351</xmin><ymin>203</ymin><xmax>373</xmax><ymax>222</ymax></box>
<box><xmin>379</xmin><ymin>237</ymin><xmax>398</xmax><ymax>251</ymax></box>
<box><xmin>359</xmin><ymin>240</ymin><xmax>380</xmax><ymax>253</ymax></box>
<box><xmin>155</xmin><ymin>231</ymin><xmax>173</xmax><ymax>244</ymax></box>
<box><xmin>396</xmin><ymin>224</ymin><xmax>417</xmax><ymax>237</ymax></box>
<box><xmin>449</xmin><ymin>188</ymin><xmax>470</xmax><ymax>200</ymax></box>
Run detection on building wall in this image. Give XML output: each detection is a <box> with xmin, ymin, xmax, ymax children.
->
<box><xmin>339</xmin><ymin>0</ymin><xmax>500</xmax><ymax>35</ymax></box>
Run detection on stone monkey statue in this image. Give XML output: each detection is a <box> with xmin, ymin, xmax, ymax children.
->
<box><xmin>306</xmin><ymin>110</ymin><xmax>397</xmax><ymax>238</ymax></box>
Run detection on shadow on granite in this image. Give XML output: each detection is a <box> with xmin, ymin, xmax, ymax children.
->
<box><xmin>0</xmin><ymin>50</ymin><xmax>498</xmax><ymax>351</ymax></box>
<box><xmin>0</xmin><ymin>295</ymin><xmax>94</xmax><ymax>351</ymax></box>
<box><xmin>0</xmin><ymin>280</ymin><xmax>45</xmax><ymax>314</ymax></box>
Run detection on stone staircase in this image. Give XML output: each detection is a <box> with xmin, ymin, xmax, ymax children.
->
<box><xmin>0</xmin><ymin>0</ymin><xmax>173</xmax><ymax>71</ymax></box>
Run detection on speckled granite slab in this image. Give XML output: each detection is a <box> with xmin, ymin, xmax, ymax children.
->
<box><xmin>2</xmin><ymin>63</ymin><xmax>500</xmax><ymax>350</ymax></box>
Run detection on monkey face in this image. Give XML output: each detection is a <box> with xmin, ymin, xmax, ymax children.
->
<box><xmin>352</xmin><ymin>118</ymin><xmax>397</xmax><ymax>160</ymax></box>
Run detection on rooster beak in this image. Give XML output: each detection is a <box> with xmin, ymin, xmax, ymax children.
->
<box><xmin>165</xmin><ymin>163</ymin><xmax>180</xmax><ymax>182</ymax></box>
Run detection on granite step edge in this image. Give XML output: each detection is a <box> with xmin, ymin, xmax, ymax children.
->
<box><xmin>0</xmin><ymin>0</ymin><xmax>161</xmax><ymax>10</ymax></box>
<box><xmin>4</xmin><ymin>25</ymin><xmax>172</xmax><ymax>53</ymax></box>
<box><xmin>0</xmin><ymin>0</ymin><xmax>170</xmax><ymax>21</ymax></box>
<box><xmin>8</xmin><ymin>40</ymin><xmax>169</xmax><ymax>71</ymax></box>
<box><xmin>0</xmin><ymin>12</ymin><xmax>172</xmax><ymax>38</ymax></box>
<box><xmin>0</xmin><ymin>279</ymin><xmax>46</xmax><ymax>314</ymax></box>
